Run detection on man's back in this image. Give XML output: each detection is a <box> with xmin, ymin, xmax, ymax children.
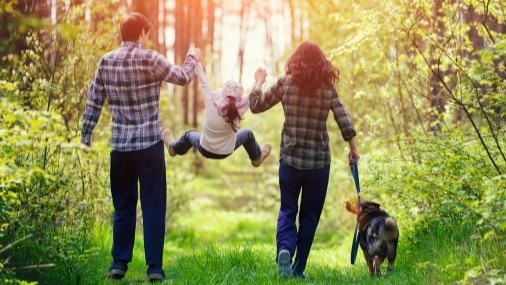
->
<box><xmin>82</xmin><ymin>41</ymin><xmax>197</xmax><ymax>151</ymax></box>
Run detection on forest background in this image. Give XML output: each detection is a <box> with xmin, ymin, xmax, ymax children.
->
<box><xmin>0</xmin><ymin>0</ymin><xmax>504</xmax><ymax>284</ymax></box>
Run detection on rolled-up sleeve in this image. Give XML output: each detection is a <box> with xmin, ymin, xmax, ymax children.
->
<box><xmin>154</xmin><ymin>53</ymin><xmax>197</xmax><ymax>86</ymax></box>
<box><xmin>331</xmin><ymin>90</ymin><xmax>356</xmax><ymax>141</ymax></box>
<box><xmin>249</xmin><ymin>83</ymin><xmax>282</xmax><ymax>113</ymax></box>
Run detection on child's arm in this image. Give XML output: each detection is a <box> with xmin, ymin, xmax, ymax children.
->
<box><xmin>195</xmin><ymin>63</ymin><xmax>213</xmax><ymax>97</ymax></box>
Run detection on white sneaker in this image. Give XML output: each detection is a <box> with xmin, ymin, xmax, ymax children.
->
<box><xmin>251</xmin><ymin>143</ymin><xmax>272</xmax><ymax>167</ymax></box>
<box><xmin>277</xmin><ymin>249</ymin><xmax>292</xmax><ymax>277</ymax></box>
<box><xmin>163</xmin><ymin>129</ymin><xmax>177</xmax><ymax>156</ymax></box>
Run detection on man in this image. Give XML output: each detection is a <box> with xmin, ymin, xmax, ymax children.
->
<box><xmin>81</xmin><ymin>12</ymin><xmax>200</xmax><ymax>282</ymax></box>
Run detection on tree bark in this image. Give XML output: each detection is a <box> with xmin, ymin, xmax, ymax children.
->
<box><xmin>191</xmin><ymin>0</ymin><xmax>203</xmax><ymax>128</ymax></box>
<box><xmin>427</xmin><ymin>0</ymin><xmax>448</xmax><ymax>132</ymax></box>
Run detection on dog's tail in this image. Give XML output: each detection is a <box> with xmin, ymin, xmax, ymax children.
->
<box><xmin>383</xmin><ymin>217</ymin><xmax>399</xmax><ymax>239</ymax></box>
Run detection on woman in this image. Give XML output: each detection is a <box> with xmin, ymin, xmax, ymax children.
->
<box><xmin>249</xmin><ymin>41</ymin><xmax>360</xmax><ymax>278</ymax></box>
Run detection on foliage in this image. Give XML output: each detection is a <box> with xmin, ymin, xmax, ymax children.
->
<box><xmin>0</xmin><ymin>86</ymin><xmax>102</xmax><ymax>281</ymax></box>
<box><xmin>0</xmin><ymin>0</ymin><xmax>505</xmax><ymax>283</ymax></box>
<box><xmin>0</xmin><ymin>1</ymin><xmax>119</xmax><ymax>284</ymax></box>
<box><xmin>363</xmin><ymin>129</ymin><xmax>505</xmax><ymax>284</ymax></box>
<box><xmin>0</xmin><ymin>1</ymin><xmax>197</xmax><ymax>283</ymax></box>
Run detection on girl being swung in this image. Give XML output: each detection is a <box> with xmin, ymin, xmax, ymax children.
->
<box><xmin>164</xmin><ymin>63</ymin><xmax>271</xmax><ymax>167</ymax></box>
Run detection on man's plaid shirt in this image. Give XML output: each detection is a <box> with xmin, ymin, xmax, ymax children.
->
<box><xmin>249</xmin><ymin>75</ymin><xmax>356</xmax><ymax>170</ymax></box>
<box><xmin>81</xmin><ymin>42</ymin><xmax>197</xmax><ymax>151</ymax></box>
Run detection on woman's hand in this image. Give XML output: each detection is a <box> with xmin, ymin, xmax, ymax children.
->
<box><xmin>255</xmin><ymin>68</ymin><xmax>267</xmax><ymax>83</ymax></box>
<box><xmin>347</xmin><ymin>137</ymin><xmax>360</xmax><ymax>165</ymax></box>
<box><xmin>253</xmin><ymin>68</ymin><xmax>267</xmax><ymax>90</ymax></box>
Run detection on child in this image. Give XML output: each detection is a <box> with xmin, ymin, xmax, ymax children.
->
<box><xmin>164</xmin><ymin>62</ymin><xmax>271</xmax><ymax>167</ymax></box>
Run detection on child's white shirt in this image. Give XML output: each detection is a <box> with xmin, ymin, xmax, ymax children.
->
<box><xmin>196</xmin><ymin>63</ymin><xmax>249</xmax><ymax>154</ymax></box>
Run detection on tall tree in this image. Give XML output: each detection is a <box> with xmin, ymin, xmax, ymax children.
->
<box><xmin>190</xmin><ymin>0</ymin><xmax>203</xmax><ymax>128</ymax></box>
<box><xmin>174</xmin><ymin>0</ymin><xmax>203</xmax><ymax>126</ymax></box>
<box><xmin>426</xmin><ymin>0</ymin><xmax>449</xmax><ymax>132</ymax></box>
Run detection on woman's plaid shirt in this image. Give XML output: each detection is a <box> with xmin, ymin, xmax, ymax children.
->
<box><xmin>249</xmin><ymin>75</ymin><xmax>356</xmax><ymax>170</ymax></box>
<box><xmin>81</xmin><ymin>42</ymin><xmax>197</xmax><ymax>151</ymax></box>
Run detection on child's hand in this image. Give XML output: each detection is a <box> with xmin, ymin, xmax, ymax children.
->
<box><xmin>187</xmin><ymin>47</ymin><xmax>201</xmax><ymax>61</ymax></box>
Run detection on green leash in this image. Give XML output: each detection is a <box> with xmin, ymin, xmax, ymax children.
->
<box><xmin>350</xmin><ymin>159</ymin><xmax>361</xmax><ymax>265</ymax></box>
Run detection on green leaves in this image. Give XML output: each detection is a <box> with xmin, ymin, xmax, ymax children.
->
<box><xmin>56</xmin><ymin>23</ymin><xmax>80</xmax><ymax>42</ymax></box>
<box><xmin>0</xmin><ymin>0</ymin><xmax>16</xmax><ymax>14</ymax></box>
<box><xmin>363</xmin><ymin>129</ymin><xmax>505</xmax><ymax>283</ymax></box>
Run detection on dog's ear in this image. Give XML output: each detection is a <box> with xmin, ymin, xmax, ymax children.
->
<box><xmin>361</xmin><ymin>201</ymin><xmax>380</xmax><ymax>210</ymax></box>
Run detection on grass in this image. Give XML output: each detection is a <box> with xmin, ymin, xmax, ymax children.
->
<box><xmin>77</xmin><ymin>239</ymin><xmax>421</xmax><ymax>285</ymax></box>
<box><xmin>31</xmin><ymin>211</ymin><xmax>494</xmax><ymax>285</ymax></box>
<box><xmin>15</xmin><ymin>190</ymin><xmax>504</xmax><ymax>285</ymax></box>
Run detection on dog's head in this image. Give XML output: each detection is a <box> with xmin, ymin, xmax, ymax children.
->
<box><xmin>346</xmin><ymin>199</ymin><xmax>381</xmax><ymax>216</ymax></box>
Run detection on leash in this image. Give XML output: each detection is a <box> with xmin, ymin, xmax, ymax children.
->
<box><xmin>350</xmin><ymin>159</ymin><xmax>361</xmax><ymax>265</ymax></box>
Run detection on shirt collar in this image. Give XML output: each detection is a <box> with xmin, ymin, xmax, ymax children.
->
<box><xmin>121</xmin><ymin>41</ymin><xmax>141</xmax><ymax>48</ymax></box>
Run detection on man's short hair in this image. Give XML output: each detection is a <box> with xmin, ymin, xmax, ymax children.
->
<box><xmin>120</xmin><ymin>12</ymin><xmax>153</xmax><ymax>42</ymax></box>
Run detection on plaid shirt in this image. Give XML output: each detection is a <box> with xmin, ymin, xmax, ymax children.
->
<box><xmin>81</xmin><ymin>42</ymin><xmax>197</xmax><ymax>151</ymax></box>
<box><xmin>249</xmin><ymin>75</ymin><xmax>356</xmax><ymax>170</ymax></box>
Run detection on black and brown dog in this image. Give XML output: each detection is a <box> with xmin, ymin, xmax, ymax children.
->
<box><xmin>346</xmin><ymin>199</ymin><xmax>399</xmax><ymax>276</ymax></box>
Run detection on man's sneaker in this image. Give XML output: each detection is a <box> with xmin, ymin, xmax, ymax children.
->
<box><xmin>277</xmin><ymin>249</ymin><xmax>292</xmax><ymax>277</ymax></box>
<box><xmin>147</xmin><ymin>266</ymin><xmax>165</xmax><ymax>283</ymax></box>
<box><xmin>107</xmin><ymin>268</ymin><xmax>126</xmax><ymax>279</ymax></box>
<box><xmin>163</xmin><ymin>129</ymin><xmax>177</xmax><ymax>156</ymax></box>
<box><xmin>148</xmin><ymin>272</ymin><xmax>164</xmax><ymax>282</ymax></box>
<box><xmin>251</xmin><ymin>143</ymin><xmax>272</xmax><ymax>167</ymax></box>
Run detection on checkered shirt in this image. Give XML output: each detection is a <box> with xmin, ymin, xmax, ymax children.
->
<box><xmin>249</xmin><ymin>75</ymin><xmax>356</xmax><ymax>170</ymax></box>
<box><xmin>81</xmin><ymin>42</ymin><xmax>197</xmax><ymax>151</ymax></box>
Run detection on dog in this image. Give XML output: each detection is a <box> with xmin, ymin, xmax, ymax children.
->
<box><xmin>346</xmin><ymin>199</ymin><xmax>399</xmax><ymax>276</ymax></box>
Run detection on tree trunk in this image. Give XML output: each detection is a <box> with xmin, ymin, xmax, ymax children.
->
<box><xmin>174</xmin><ymin>0</ymin><xmax>190</xmax><ymax>124</ymax></box>
<box><xmin>427</xmin><ymin>0</ymin><xmax>448</xmax><ymax>132</ymax></box>
<box><xmin>190</xmin><ymin>0</ymin><xmax>203</xmax><ymax>129</ymax></box>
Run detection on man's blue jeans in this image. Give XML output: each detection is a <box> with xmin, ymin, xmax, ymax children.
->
<box><xmin>109</xmin><ymin>140</ymin><xmax>166</xmax><ymax>271</ymax></box>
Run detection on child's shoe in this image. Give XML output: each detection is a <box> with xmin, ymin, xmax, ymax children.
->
<box><xmin>163</xmin><ymin>129</ymin><xmax>177</xmax><ymax>156</ymax></box>
<box><xmin>251</xmin><ymin>143</ymin><xmax>272</xmax><ymax>167</ymax></box>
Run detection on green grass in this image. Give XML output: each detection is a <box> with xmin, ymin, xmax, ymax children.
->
<box><xmin>78</xmin><ymin>239</ymin><xmax>420</xmax><ymax>285</ymax></box>
<box><xmin>16</xmin><ymin>204</ymin><xmax>504</xmax><ymax>285</ymax></box>
<box><xmin>34</xmin><ymin>213</ymin><xmax>496</xmax><ymax>285</ymax></box>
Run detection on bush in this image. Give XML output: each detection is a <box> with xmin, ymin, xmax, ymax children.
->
<box><xmin>364</xmin><ymin>129</ymin><xmax>505</xmax><ymax>283</ymax></box>
<box><xmin>0</xmin><ymin>2</ymin><xmax>118</xmax><ymax>283</ymax></box>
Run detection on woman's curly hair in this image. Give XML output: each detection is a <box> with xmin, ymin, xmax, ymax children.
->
<box><xmin>286</xmin><ymin>41</ymin><xmax>340</xmax><ymax>91</ymax></box>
